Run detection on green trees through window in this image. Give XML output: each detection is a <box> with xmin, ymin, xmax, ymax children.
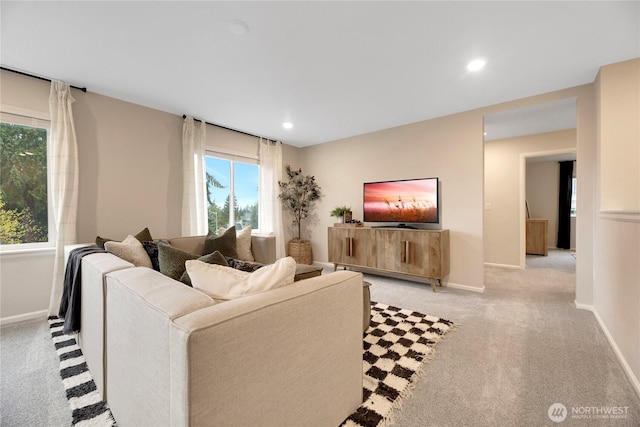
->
<box><xmin>205</xmin><ymin>155</ymin><xmax>259</xmax><ymax>231</ymax></box>
<box><xmin>0</xmin><ymin>121</ymin><xmax>49</xmax><ymax>245</ymax></box>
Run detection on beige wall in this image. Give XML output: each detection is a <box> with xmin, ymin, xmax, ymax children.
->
<box><xmin>598</xmin><ymin>59</ymin><xmax>640</xmax><ymax>211</ymax></box>
<box><xmin>593</xmin><ymin>58</ymin><xmax>640</xmax><ymax>392</ymax></box>
<box><xmin>300</xmin><ymin>110</ymin><xmax>485</xmax><ymax>291</ymax></box>
<box><xmin>484</xmin><ymin>130</ymin><xmax>577</xmax><ymax>267</ymax></box>
<box><xmin>526</xmin><ymin>161</ymin><xmax>560</xmax><ymax>247</ymax></box>
<box><xmin>73</xmin><ymin>89</ymin><xmax>184</xmax><ymax>242</ymax></box>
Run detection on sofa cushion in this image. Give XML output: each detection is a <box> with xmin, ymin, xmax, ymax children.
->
<box><xmin>186</xmin><ymin>256</ymin><xmax>296</xmax><ymax>301</ymax></box>
<box><xmin>96</xmin><ymin>227</ymin><xmax>153</xmax><ymax>249</ymax></box>
<box><xmin>204</xmin><ymin>226</ymin><xmax>238</xmax><ymax>259</ymax></box>
<box><xmin>105</xmin><ymin>235</ymin><xmax>153</xmax><ymax>268</ymax></box>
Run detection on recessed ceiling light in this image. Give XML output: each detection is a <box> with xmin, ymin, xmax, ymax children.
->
<box><xmin>467</xmin><ymin>58</ymin><xmax>487</xmax><ymax>72</ymax></box>
<box><xmin>283</xmin><ymin>122</ymin><xmax>293</xmax><ymax>130</ymax></box>
<box><xmin>229</xmin><ymin>20</ymin><xmax>249</xmax><ymax>36</ymax></box>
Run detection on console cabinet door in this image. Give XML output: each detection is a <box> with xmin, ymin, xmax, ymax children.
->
<box><xmin>376</xmin><ymin>229</ymin><xmax>442</xmax><ymax>277</ymax></box>
<box><xmin>376</xmin><ymin>230</ymin><xmax>421</xmax><ymax>276</ymax></box>
<box><xmin>328</xmin><ymin>227</ymin><xmax>375</xmax><ymax>267</ymax></box>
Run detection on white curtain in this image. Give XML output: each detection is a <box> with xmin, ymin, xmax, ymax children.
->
<box><xmin>48</xmin><ymin>81</ymin><xmax>79</xmax><ymax>315</ymax></box>
<box><xmin>259</xmin><ymin>138</ymin><xmax>286</xmax><ymax>259</ymax></box>
<box><xmin>181</xmin><ymin>117</ymin><xmax>208</xmax><ymax>236</ymax></box>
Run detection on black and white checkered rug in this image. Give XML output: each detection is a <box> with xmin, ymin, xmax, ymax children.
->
<box><xmin>47</xmin><ymin>317</ymin><xmax>117</xmax><ymax>426</ymax></box>
<box><xmin>49</xmin><ymin>302</ymin><xmax>453</xmax><ymax>427</ymax></box>
<box><xmin>342</xmin><ymin>302</ymin><xmax>455</xmax><ymax>427</ymax></box>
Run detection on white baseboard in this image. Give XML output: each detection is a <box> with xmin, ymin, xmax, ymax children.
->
<box><xmin>0</xmin><ymin>309</ymin><xmax>48</xmax><ymax>326</ymax></box>
<box><xmin>575</xmin><ymin>301</ymin><xmax>640</xmax><ymax>399</ymax></box>
<box><xmin>573</xmin><ymin>300</ymin><xmax>593</xmax><ymax>311</ymax></box>
<box><xmin>317</xmin><ymin>262</ymin><xmax>485</xmax><ymax>293</ymax></box>
<box><xmin>445</xmin><ymin>282</ymin><xmax>485</xmax><ymax>293</ymax></box>
<box><xmin>484</xmin><ymin>262</ymin><xmax>522</xmax><ymax>269</ymax></box>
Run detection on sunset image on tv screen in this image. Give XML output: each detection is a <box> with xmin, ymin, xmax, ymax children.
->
<box><xmin>363</xmin><ymin>179</ymin><xmax>438</xmax><ymax>223</ymax></box>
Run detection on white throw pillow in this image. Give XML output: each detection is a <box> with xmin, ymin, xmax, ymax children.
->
<box><xmin>218</xmin><ymin>226</ymin><xmax>254</xmax><ymax>262</ymax></box>
<box><xmin>186</xmin><ymin>256</ymin><xmax>296</xmax><ymax>300</ymax></box>
<box><xmin>104</xmin><ymin>234</ymin><xmax>153</xmax><ymax>268</ymax></box>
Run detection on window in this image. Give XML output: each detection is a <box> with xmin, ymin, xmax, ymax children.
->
<box><xmin>205</xmin><ymin>153</ymin><xmax>259</xmax><ymax>231</ymax></box>
<box><xmin>0</xmin><ymin>112</ymin><xmax>52</xmax><ymax>248</ymax></box>
<box><xmin>570</xmin><ymin>177</ymin><xmax>577</xmax><ymax>217</ymax></box>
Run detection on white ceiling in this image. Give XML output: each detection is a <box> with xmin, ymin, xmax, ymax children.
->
<box><xmin>1</xmin><ymin>1</ymin><xmax>638</xmax><ymax>147</ymax></box>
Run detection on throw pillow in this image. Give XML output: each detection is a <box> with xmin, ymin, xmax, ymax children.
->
<box><xmin>186</xmin><ymin>256</ymin><xmax>296</xmax><ymax>301</ymax></box>
<box><xmin>158</xmin><ymin>244</ymin><xmax>229</xmax><ymax>284</ymax></box>
<box><xmin>203</xmin><ymin>226</ymin><xmax>238</xmax><ymax>258</ymax></box>
<box><xmin>142</xmin><ymin>240</ymin><xmax>169</xmax><ymax>272</ymax></box>
<box><xmin>218</xmin><ymin>226</ymin><xmax>253</xmax><ymax>261</ymax></box>
<box><xmin>105</xmin><ymin>235</ymin><xmax>153</xmax><ymax>268</ymax></box>
<box><xmin>225</xmin><ymin>257</ymin><xmax>264</xmax><ymax>273</ymax></box>
<box><xmin>158</xmin><ymin>244</ymin><xmax>197</xmax><ymax>281</ymax></box>
<box><xmin>235</xmin><ymin>226</ymin><xmax>254</xmax><ymax>262</ymax></box>
<box><xmin>95</xmin><ymin>227</ymin><xmax>153</xmax><ymax>249</ymax></box>
<box><xmin>179</xmin><ymin>250</ymin><xmax>229</xmax><ymax>287</ymax></box>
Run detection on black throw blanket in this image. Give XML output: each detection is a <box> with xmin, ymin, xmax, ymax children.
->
<box><xmin>58</xmin><ymin>246</ymin><xmax>106</xmax><ymax>334</ymax></box>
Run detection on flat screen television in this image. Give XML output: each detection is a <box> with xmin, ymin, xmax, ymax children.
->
<box><xmin>363</xmin><ymin>177</ymin><xmax>439</xmax><ymax>226</ymax></box>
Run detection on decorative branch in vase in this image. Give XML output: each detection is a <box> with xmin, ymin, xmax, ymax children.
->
<box><xmin>278</xmin><ymin>165</ymin><xmax>322</xmax><ymax>263</ymax></box>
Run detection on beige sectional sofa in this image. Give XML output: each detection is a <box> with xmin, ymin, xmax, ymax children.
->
<box><xmin>73</xmin><ymin>234</ymin><xmax>365</xmax><ymax>426</ymax></box>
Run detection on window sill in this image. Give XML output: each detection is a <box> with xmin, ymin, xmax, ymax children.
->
<box><xmin>0</xmin><ymin>246</ymin><xmax>55</xmax><ymax>257</ymax></box>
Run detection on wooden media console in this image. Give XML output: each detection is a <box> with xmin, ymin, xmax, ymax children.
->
<box><xmin>328</xmin><ymin>227</ymin><xmax>450</xmax><ymax>291</ymax></box>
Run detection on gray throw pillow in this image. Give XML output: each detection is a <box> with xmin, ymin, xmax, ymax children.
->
<box><xmin>203</xmin><ymin>226</ymin><xmax>238</xmax><ymax>258</ymax></box>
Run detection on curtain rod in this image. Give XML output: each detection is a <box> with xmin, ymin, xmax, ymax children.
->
<box><xmin>1</xmin><ymin>66</ymin><xmax>87</xmax><ymax>92</ymax></box>
<box><xmin>182</xmin><ymin>115</ymin><xmax>277</xmax><ymax>143</ymax></box>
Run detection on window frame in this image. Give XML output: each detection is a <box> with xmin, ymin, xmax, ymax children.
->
<box><xmin>0</xmin><ymin>109</ymin><xmax>55</xmax><ymax>253</ymax></box>
<box><xmin>204</xmin><ymin>149</ymin><xmax>261</xmax><ymax>232</ymax></box>
<box><xmin>570</xmin><ymin>177</ymin><xmax>577</xmax><ymax>217</ymax></box>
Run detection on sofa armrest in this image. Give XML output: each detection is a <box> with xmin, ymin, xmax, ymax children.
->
<box><xmin>79</xmin><ymin>252</ymin><xmax>134</xmax><ymax>400</ymax></box>
<box><xmin>170</xmin><ymin>271</ymin><xmax>363</xmax><ymax>427</ymax></box>
<box><xmin>64</xmin><ymin>243</ymin><xmax>91</xmax><ymax>267</ymax></box>
<box><xmin>104</xmin><ymin>267</ymin><xmax>216</xmax><ymax>426</ymax></box>
<box><xmin>250</xmin><ymin>233</ymin><xmax>276</xmax><ymax>264</ymax></box>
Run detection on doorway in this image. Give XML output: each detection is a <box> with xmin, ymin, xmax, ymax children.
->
<box><xmin>523</xmin><ymin>151</ymin><xmax>576</xmax><ymax>268</ymax></box>
<box><xmin>483</xmin><ymin>98</ymin><xmax>577</xmax><ymax>271</ymax></box>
